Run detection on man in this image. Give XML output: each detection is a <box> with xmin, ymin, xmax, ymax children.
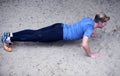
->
<box><xmin>1</xmin><ymin>12</ymin><xmax>110</xmax><ymax>58</ymax></box>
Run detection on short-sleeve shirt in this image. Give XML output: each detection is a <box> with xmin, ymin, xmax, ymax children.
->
<box><xmin>63</xmin><ymin>17</ymin><xmax>94</xmax><ymax>40</ymax></box>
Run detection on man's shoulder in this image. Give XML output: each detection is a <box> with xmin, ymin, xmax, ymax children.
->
<box><xmin>80</xmin><ymin>17</ymin><xmax>94</xmax><ymax>25</ymax></box>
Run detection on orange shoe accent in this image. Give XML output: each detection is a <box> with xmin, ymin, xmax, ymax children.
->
<box><xmin>4</xmin><ymin>43</ymin><xmax>12</xmax><ymax>52</ymax></box>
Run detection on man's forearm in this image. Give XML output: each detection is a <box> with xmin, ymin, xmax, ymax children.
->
<box><xmin>82</xmin><ymin>36</ymin><xmax>92</xmax><ymax>57</ymax></box>
<box><xmin>82</xmin><ymin>44</ymin><xmax>91</xmax><ymax>56</ymax></box>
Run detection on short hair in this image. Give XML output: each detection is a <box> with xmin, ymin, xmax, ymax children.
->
<box><xmin>94</xmin><ymin>12</ymin><xmax>110</xmax><ymax>23</ymax></box>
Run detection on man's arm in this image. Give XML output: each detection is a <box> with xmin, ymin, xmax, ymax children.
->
<box><xmin>82</xmin><ymin>36</ymin><xmax>101</xmax><ymax>58</ymax></box>
<box><xmin>82</xmin><ymin>36</ymin><xmax>91</xmax><ymax>56</ymax></box>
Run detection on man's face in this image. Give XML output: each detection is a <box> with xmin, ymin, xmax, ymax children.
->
<box><xmin>98</xmin><ymin>21</ymin><xmax>107</xmax><ymax>29</ymax></box>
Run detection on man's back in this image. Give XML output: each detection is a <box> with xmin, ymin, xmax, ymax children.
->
<box><xmin>63</xmin><ymin>17</ymin><xmax>94</xmax><ymax>40</ymax></box>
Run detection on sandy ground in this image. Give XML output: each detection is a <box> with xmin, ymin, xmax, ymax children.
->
<box><xmin>0</xmin><ymin>0</ymin><xmax>120</xmax><ymax>76</ymax></box>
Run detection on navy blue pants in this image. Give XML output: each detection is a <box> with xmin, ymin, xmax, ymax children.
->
<box><xmin>11</xmin><ymin>23</ymin><xmax>63</xmax><ymax>42</ymax></box>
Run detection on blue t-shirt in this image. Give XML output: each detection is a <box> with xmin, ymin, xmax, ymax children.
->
<box><xmin>63</xmin><ymin>17</ymin><xmax>94</xmax><ymax>40</ymax></box>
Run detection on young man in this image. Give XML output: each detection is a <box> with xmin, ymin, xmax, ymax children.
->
<box><xmin>1</xmin><ymin>12</ymin><xmax>110</xmax><ymax>58</ymax></box>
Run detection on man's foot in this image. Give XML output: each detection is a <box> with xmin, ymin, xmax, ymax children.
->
<box><xmin>1</xmin><ymin>32</ymin><xmax>12</xmax><ymax>52</ymax></box>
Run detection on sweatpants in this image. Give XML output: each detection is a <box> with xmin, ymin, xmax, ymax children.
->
<box><xmin>11</xmin><ymin>23</ymin><xmax>63</xmax><ymax>42</ymax></box>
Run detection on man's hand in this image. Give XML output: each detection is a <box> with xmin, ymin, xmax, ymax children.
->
<box><xmin>91</xmin><ymin>33</ymin><xmax>97</xmax><ymax>38</ymax></box>
<box><xmin>88</xmin><ymin>52</ymin><xmax>102</xmax><ymax>58</ymax></box>
<box><xmin>82</xmin><ymin>36</ymin><xmax>102</xmax><ymax>58</ymax></box>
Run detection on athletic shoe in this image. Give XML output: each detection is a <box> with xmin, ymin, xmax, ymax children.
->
<box><xmin>1</xmin><ymin>32</ymin><xmax>12</xmax><ymax>52</ymax></box>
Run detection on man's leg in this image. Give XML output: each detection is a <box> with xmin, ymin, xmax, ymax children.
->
<box><xmin>13</xmin><ymin>29</ymin><xmax>36</xmax><ymax>37</ymax></box>
<box><xmin>1</xmin><ymin>23</ymin><xmax>63</xmax><ymax>51</ymax></box>
<box><xmin>35</xmin><ymin>23</ymin><xmax>63</xmax><ymax>42</ymax></box>
<box><xmin>10</xmin><ymin>29</ymin><xmax>39</xmax><ymax>42</ymax></box>
<box><xmin>10</xmin><ymin>23</ymin><xmax>63</xmax><ymax>42</ymax></box>
<box><xmin>1</xmin><ymin>30</ymin><xmax>37</xmax><ymax>52</ymax></box>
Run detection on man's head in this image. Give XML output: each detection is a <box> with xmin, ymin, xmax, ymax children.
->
<box><xmin>94</xmin><ymin>12</ymin><xmax>110</xmax><ymax>28</ymax></box>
